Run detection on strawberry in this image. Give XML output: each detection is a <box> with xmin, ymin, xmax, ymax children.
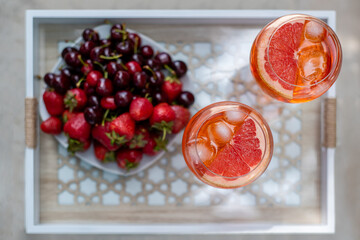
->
<box><xmin>150</xmin><ymin>103</ymin><xmax>175</xmax><ymax>139</ymax></box>
<box><xmin>161</xmin><ymin>77</ymin><xmax>182</xmax><ymax>102</ymax></box>
<box><xmin>94</xmin><ymin>141</ymin><xmax>116</xmax><ymax>163</ymax></box>
<box><xmin>170</xmin><ymin>105</ymin><xmax>191</xmax><ymax>133</ymax></box>
<box><xmin>143</xmin><ymin>135</ymin><xmax>168</xmax><ymax>156</ymax></box>
<box><xmin>116</xmin><ymin>149</ymin><xmax>143</xmax><ymax>170</ymax></box>
<box><xmin>128</xmin><ymin>126</ymin><xmax>150</xmax><ymax>149</ymax></box>
<box><xmin>100</xmin><ymin>96</ymin><xmax>117</xmax><ymax>110</ymax></box>
<box><xmin>67</xmin><ymin>138</ymin><xmax>91</xmax><ymax>154</ymax></box>
<box><xmin>63</xmin><ymin>112</ymin><xmax>91</xmax><ymax>142</ymax></box>
<box><xmin>62</xmin><ymin>110</ymin><xmax>79</xmax><ymax>123</ymax></box>
<box><xmin>40</xmin><ymin>116</ymin><xmax>62</xmax><ymax>134</ymax></box>
<box><xmin>129</xmin><ymin>97</ymin><xmax>153</xmax><ymax>121</ymax></box>
<box><xmin>43</xmin><ymin>89</ymin><xmax>65</xmax><ymax>116</ymax></box>
<box><xmin>92</xmin><ymin>122</ymin><xmax>122</xmax><ymax>151</ymax></box>
<box><xmin>107</xmin><ymin>113</ymin><xmax>135</xmax><ymax>145</ymax></box>
<box><xmin>64</xmin><ymin>88</ymin><xmax>87</xmax><ymax>112</ymax></box>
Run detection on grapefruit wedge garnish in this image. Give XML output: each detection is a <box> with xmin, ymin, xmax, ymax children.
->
<box><xmin>257</xmin><ymin>20</ymin><xmax>305</xmax><ymax>98</ymax></box>
<box><xmin>203</xmin><ymin>119</ymin><xmax>264</xmax><ymax>179</ymax></box>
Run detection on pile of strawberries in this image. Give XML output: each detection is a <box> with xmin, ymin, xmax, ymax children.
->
<box><xmin>40</xmin><ymin>24</ymin><xmax>194</xmax><ymax>170</ymax></box>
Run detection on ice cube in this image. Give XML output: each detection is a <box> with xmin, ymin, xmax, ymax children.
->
<box><xmin>297</xmin><ymin>47</ymin><xmax>329</xmax><ymax>82</ymax></box>
<box><xmin>304</xmin><ymin>21</ymin><xmax>326</xmax><ymax>43</ymax></box>
<box><xmin>224</xmin><ymin>110</ymin><xmax>247</xmax><ymax>125</ymax></box>
<box><xmin>196</xmin><ymin>140</ymin><xmax>214</xmax><ymax>162</ymax></box>
<box><xmin>208</xmin><ymin>121</ymin><xmax>233</xmax><ymax>146</ymax></box>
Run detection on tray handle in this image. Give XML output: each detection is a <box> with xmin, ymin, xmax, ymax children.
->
<box><xmin>25</xmin><ymin>97</ymin><xmax>38</xmax><ymax>148</ymax></box>
<box><xmin>324</xmin><ymin>98</ymin><xmax>336</xmax><ymax>148</ymax></box>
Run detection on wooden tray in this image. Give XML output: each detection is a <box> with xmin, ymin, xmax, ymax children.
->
<box><xmin>25</xmin><ymin>10</ymin><xmax>337</xmax><ymax>234</ymax></box>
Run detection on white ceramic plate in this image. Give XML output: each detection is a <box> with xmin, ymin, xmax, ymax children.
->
<box><xmin>39</xmin><ymin>24</ymin><xmax>192</xmax><ymax>176</ymax></box>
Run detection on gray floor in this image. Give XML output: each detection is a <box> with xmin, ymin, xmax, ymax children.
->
<box><xmin>0</xmin><ymin>0</ymin><xmax>359</xmax><ymax>239</ymax></box>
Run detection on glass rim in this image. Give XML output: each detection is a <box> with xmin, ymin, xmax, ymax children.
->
<box><xmin>266</xmin><ymin>14</ymin><xmax>342</xmax><ymax>88</ymax></box>
<box><xmin>193</xmin><ymin>101</ymin><xmax>271</xmax><ymax>180</ymax></box>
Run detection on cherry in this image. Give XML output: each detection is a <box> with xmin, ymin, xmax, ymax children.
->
<box><xmin>155</xmin><ymin>52</ymin><xmax>172</xmax><ymax>66</ymax></box>
<box><xmin>144</xmin><ymin>58</ymin><xmax>161</xmax><ymax>71</ymax></box>
<box><xmin>70</xmin><ymin>73</ymin><xmax>82</xmax><ymax>88</ymax></box>
<box><xmin>113</xmin><ymin>70</ymin><xmax>130</xmax><ymax>89</ymax></box>
<box><xmin>86</xmin><ymin>70</ymin><xmax>103</xmax><ymax>87</ymax></box>
<box><xmin>106</xmin><ymin>62</ymin><xmax>119</xmax><ymax>78</ymax></box>
<box><xmin>128</xmin><ymin>33</ymin><xmax>141</xmax><ymax>50</ymax></box>
<box><xmin>100</xmin><ymin>96</ymin><xmax>117</xmax><ymax>110</ymax></box>
<box><xmin>140</xmin><ymin>45</ymin><xmax>154</xmax><ymax>59</ymax></box>
<box><xmin>61</xmin><ymin>47</ymin><xmax>77</xmax><ymax>59</ymax></box>
<box><xmin>81</xmin><ymin>59</ymin><xmax>94</xmax><ymax>75</ymax></box>
<box><xmin>152</xmin><ymin>91</ymin><xmax>168</xmax><ymax>104</ymax></box>
<box><xmin>99</xmin><ymin>39</ymin><xmax>112</xmax><ymax>47</ymax></box>
<box><xmin>82</xmin><ymin>28</ymin><xmax>99</xmax><ymax>42</ymax></box>
<box><xmin>53</xmin><ymin>74</ymin><xmax>71</xmax><ymax>94</ymax></box>
<box><xmin>140</xmin><ymin>88</ymin><xmax>152</xmax><ymax>97</ymax></box>
<box><xmin>172</xmin><ymin>60</ymin><xmax>188</xmax><ymax>77</ymax></box>
<box><xmin>115</xmin><ymin>90</ymin><xmax>133</xmax><ymax>108</ymax></box>
<box><xmin>116</xmin><ymin>40</ymin><xmax>133</xmax><ymax>56</ymax></box>
<box><xmin>110</xmin><ymin>24</ymin><xmax>125</xmax><ymax>41</ymax></box>
<box><xmin>79</xmin><ymin>41</ymin><xmax>96</xmax><ymax>58</ymax></box>
<box><xmin>177</xmin><ymin>91</ymin><xmax>194</xmax><ymax>107</ymax></box>
<box><xmin>87</xmin><ymin>95</ymin><xmax>100</xmax><ymax>108</ymax></box>
<box><xmin>84</xmin><ymin>106</ymin><xmax>103</xmax><ymax>125</ymax></box>
<box><xmin>133</xmin><ymin>71</ymin><xmax>148</xmax><ymax>89</ymax></box>
<box><xmin>96</xmin><ymin>78</ymin><xmax>113</xmax><ymax>97</ymax></box>
<box><xmin>84</xmin><ymin>82</ymin><xmax>96</xmax><ymax>96</ymax></box>
<box><xmin>44</xmin><ymin>72</ymin><xmax>55</xmax><ymax>87</ymax></box>
<box><xmin>125</xmin><ymin>61</ymin><xmax>142</xmax><ymax>75</ymax></box>
<box><xmin>131</xmin><ymin>53</ymin><xmax>144</xmax><ymax>65</ymax></box>
<box><xmin>102</xmin><ymin>46</ymin><xmax>113</xmax><ymax>59</ymax></box>
<box><xmin>64</xmin><ymin>51</ymin><xmax>81</xmax><ymax>68</ymax></box>
<box><xmin>90</xmin><ymin>46</ymin><xmax>105</xmax><ymax>63</ymax></box>
<box><xmin>149</xmin><ymin>71</ymin><xmax>164</xmax><ymax>86</ymax></box>
<box><xmin>60</xmin><ymin>67</ymin><xmax>73</xmax><ymax>80</ymax></box>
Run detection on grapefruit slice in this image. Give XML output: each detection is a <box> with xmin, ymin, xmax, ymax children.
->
<box><xmin>203</xmin><ymin>119</ymin><xmax>263</xmax><ymax>178</ymax></box>
<box><xmin>257</xmin><ymin>20</ymin><xmax>305</xmax><ymax>99</ymax></box>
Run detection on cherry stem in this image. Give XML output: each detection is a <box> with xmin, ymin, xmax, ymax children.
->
<box><xmin>77</xmin><ymin>55</ymin><xmax>87</xmax><ymax>66</ymax></box>
<box><xmin>76</xmin><ymin>76</ymin><xmax>85</xmax><ymax>88</ymax></box>
<box><xmin>164</xmin><ymin>64</ymin><xmax>176</xmax><ymax>76</ymax></box>
<box><xmin>99</xmin><ymin>54</ymin><xmax>122</xmax><ymax>60</ymax></box>
<box><xmin>143</xmin><ymin>65</ymin><xmax>156</xmax><ymax>79</ymax></box>
<box><xmin>104</xmin><ymin>71</ymin><xmax>108</xmax><ymax>79</ymax></box>
<box><xmin>102</xmin><ymin>109</ymin><xmax>110</xmax><ymax>126</ymax></box>
<box><xmin>93</xmin><ymin>61</ymin><xmax>105</xmax><ymax>71</ymax></box>
<box><xmin>119</xmin><ymin>62</ymin><xmax>128</xmax><ymax>71</ymax></box>
<box><xmin>134</xmin><ymin>38</ymin><xmax>139</xmax><ymax>54</ymax></box>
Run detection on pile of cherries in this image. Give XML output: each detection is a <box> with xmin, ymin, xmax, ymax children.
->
<box><xmin>40</xmin><ymin>24</ymin><xmax>195</xmax><ymax>170</ymax></box>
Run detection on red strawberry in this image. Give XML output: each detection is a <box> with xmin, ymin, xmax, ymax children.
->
<box><xmin>86</xmin><ymin>70</ymin><xmax>103</xmax><ymax>87</ymax></box>
<box><xmin>143</xmin><ymin>135</ymin><xmax>168</xmax><ymax>156</ymax></box>
<box><xmin>162</xmin><ymin>77</ymin><xmax>182</xmax><ymax>102</ymax></box>
<box><xmin>92</xmin><ymin>121</ymin><xmax>121</xmax><ymax>151</ymax></box>
<box><xmin>170</xmin><ymin>105</ymin><xmax>191</xmax><ymax>133</ymax></box>
<box><xmin>40</xmin><ymin>116</ymin><xmax>62</xmax><ymax>134</ymax></box>
<box><xmin>100</xmin><ymin>96</ymin><xmax>117</xmax><ymax>110</ymax></box>
<box><xmin>63</xmin><ymin>112</ymin><xmax>91</xmax><ymax>142</ymax></box>
<box><xmin>43</xmin><ymin>90</ymin><xmax>65</xmax><ymax>116</ymax></box>
<box><xmin>129</xmin><ymin>97</ymin><xmax>153</xmax><ymax>121</ymax></box>
<box><xmin>116</xmin><ymin>149</ymin><xmax>143</xmax><ymax>170</ymax></box>
<box><xmin>64</xmin><ymin>88</ymin><xmax>87</xmax><ymax>112</ymax></box>
<box><xmin>62</xmin><ymin>110</ymin><xmax>79</xmax><ymax>123</ymax></box>
<box><xmin>108</xmin><ymin>113</ymin><xmax>135</xmax><ymax>145</ymax></box>
<box><xmin>67</xmin><ymin>138</ymin><xmax>91</xmax><ymax>154</ymax></box>
<box><xmin>150</xmin><ymin>103</ymin><xmax>176</xmax><ymax>139</ymax></box>
<box><xmin>94</xmin><ymin>141</ymin><xmax>116</xmax><ymax>163</ymax></box>
<box><xmin>128</xmin><ymin>126</ymin><xmax>150</xmax><ymax>149</ymax></box>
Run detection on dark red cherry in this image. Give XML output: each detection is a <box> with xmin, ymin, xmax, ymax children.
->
<box><xmin>140</xmin><ymin>45</ymin><xmax>154</xmax><ymax>59</ymax></box>
<box><xmin>96</xmin><ymin>78</ymin><xmax>113</xmax><ymax>97</ymax></box>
